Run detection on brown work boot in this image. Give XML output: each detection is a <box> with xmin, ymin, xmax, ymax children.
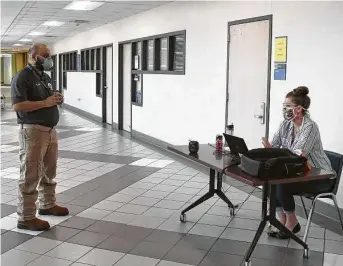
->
<box><xmin>38</xmin><ymin>205</ymin><xmax>69</xmax><ymax>216</ymax></box>
<box><xmin>17</xmin><ymin>218</ymin><xmax>50</xmax><ymax>231</ymax></box>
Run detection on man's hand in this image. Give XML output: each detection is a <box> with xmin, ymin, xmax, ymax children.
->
<box><xmin>54</xmin><ymin>92</ymin><xmax>64</xmax><ymax>104</ymax></box>
<box><xmin>44</xmin><ymin>95</ymin><xmax>61</xmax><ymax>108</ymax></box>
<box><xmin>262</xmin><ymin>137</ymin><xmax>272</xmax><ymax>148</ymax></box>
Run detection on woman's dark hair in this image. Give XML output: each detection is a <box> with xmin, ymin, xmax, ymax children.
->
<box><xmin>286</xmin><ymin>86</ymin><xmax>311</xmax><ymax>111</ymax></box>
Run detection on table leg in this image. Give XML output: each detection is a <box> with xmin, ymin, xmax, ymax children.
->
<box><xmin>243</xmin><ymin>182</ymin><xmax>269</xmax><ymax>265</ymax></box>
<box><xmin>244</xmin><ymin>221</ymin><xmax>267</xmax><ymax>266</ymax></box>
<box><xmin>216</xmin><ymin>172</ymin><xmax>239</xmax><ymax>215</ymax></box>
<box><xmin>269</xmin><ymin>185</ymin><xmax>309</xmax><ymax>257</ymax></box>
<box><xmin>180</xmin><ymin>168</ymin><xmax>240</xmax><ymax>222</ymax></box>
<box><xmin>179</xmin><ymin>168</ymin><xmax>216</xmax><ymax>222</ymax></box>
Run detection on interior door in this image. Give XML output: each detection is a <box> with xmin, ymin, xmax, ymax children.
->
<box><xmin>226</xmin><ymin>19</ymin><xmax>270</xmax><ymax>149</ymax></box>
<box><xmin>105</xmin><ymin>46</ymin><xmax>113</xmax><ymax>124</ymax></box>
<box><xmin>123</xmin><ymin>43</ymin><xmax>132</xmax><ymax>132</ymax></box>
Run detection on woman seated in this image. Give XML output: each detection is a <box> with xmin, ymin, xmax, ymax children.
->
<box><xmin>262</xmin><ymin>86</ymin><xmax>334</xmax><ymax>239</ymax></box>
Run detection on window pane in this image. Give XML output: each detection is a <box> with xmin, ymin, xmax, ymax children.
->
<box><xmin>91</xmin><ymin>49</ymin><xmax>95</xmax><ymax>70</ymax></box>
<box><xmin>70</xmin><ymin>53</ymin><xmax>74</xmax><ymax>70</ymax></box>
<box><xmin>147</xmin><ymin>40</ymin><xmax>154</xmax><ymax>71</ymax></box>
<box><xmin>63</xmin><ymin>72</ymin><xmax>67</xmax><ymax>88</ymax></box>
<box><xmin>173</xmin><ymin>35</ymin><xmax>185</xmax><ymax>71</ymax></box>
<box><xmin>81</xmin><ymin>51</ymin><xmax>85</xmax><ymax>70</ymax></box>
<box><xmin>74</xmin><ymin>52</ymin><xmax>77</xmax><ymax>70</ymax></box>
<box><xmin>85</xmin><ymin>50</ymin><xmax>90</xmax><ymax>70</ymax></box>
<box><xmin>160</xmin><ymin>37</ymin><xmax>168</xmax><ymax>71</ymax></box>
<box><xmin>96</xmin><ymin>48</ymin><xmax>101</xmax><ymax>70</ymax></box>
<box><xmin>63</xmin><ymin>55</ymin><xmax>66</xmax><ymax>70</ymax></box>
<box><xmin>136</xmin><ymin>42</ymin><xmax>141</xmax><ymax>70</ymax></box>
<box><xmin>66</xmin><ymin>54</ymin><xmax>70</xmax><ymax>70</ymax></box>
<box><xmin>136</xmin><ymin>75</ymin><xmax>142</xmax><ymax>105</ymax></box>
<box><xmin>96</xmin><ymin>73</ymin><xmax>102</xmax><ymax>96</ymax></box>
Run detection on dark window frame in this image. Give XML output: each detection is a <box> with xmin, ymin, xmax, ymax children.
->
<box><xmin>58</xmin><ymin>50</ymin><xmax>77</xmax><ymax>90</ymax></box>
<box><xmin>80</xmin><ymin>44</ymin><xmax>112</xmax><ymax>98</ymax></box>
<box><xmin>119</xmin><ymin>30</ymin><xmax>186</xmax><ymax>76</ymax></box>
<box><xmin>118</xmin><ymin>30</ymin><xmax>185</xmax><ymax>108</ymax></box>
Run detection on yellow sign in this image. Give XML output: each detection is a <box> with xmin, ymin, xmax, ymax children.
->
<box><xmin>275</xmin><ymin>36</ymin><xmax>287</xmax><ymax>63</ymax></box>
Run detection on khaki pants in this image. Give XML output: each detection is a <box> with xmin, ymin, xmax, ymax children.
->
<box><xmin>18</xmin><ymin>125</ymin><xmax>58</xmax><ymax>221</ymax></box>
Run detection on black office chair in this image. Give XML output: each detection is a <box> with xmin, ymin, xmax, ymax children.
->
<box><xmin>301</xmin><ymin>150</ymin><xmax>343</xmax><ymax>242</ymax></box>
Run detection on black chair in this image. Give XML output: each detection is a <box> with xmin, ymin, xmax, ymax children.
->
<box><xmin>301</xmin><ymin>150</ymin><xmax>343</xmax><ymax>242</ymax></box>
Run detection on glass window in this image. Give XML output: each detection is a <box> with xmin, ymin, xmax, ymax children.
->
<box><xmin>173</xmin><ymin>35</ymin><xmax>185</xmax><ymax>71</ymax></box>
<box><xmin>160</xmin><ymin>37</ymin><xmax>168</xmax><ymax>71</ymax></box>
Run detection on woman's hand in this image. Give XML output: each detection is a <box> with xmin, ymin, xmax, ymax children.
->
<box><xmin>262</xmin><ymin>137</ymin><xmax>272</xmax><ymax>148</ymax></box>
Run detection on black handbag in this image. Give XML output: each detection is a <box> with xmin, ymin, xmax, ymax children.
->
<box><xmin>240</xmin><ymin>148</ymin><xmax>308</xmax><ymax>179</ymax></box>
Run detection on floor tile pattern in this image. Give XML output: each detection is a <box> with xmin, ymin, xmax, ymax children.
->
<box><xmin>1</xmin><ymin>107</ymin><xmax>343</xmax><ymax>266</ymax></box>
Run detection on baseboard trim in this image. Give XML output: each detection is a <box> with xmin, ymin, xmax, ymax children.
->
<box><xmin>130</xmin><ymin>130</ymin><xmax>211</xmax><ymax>175</ymax></box>
<box><xmin>112</xmin><ymin>122</ymin><xmax>119</xmax><ymax>130</ymax></box>
<box><xmin>131</xmin><ymin>130</ymin><xmax>171</xmax><ymax>150</ymax></box>
<box><xmin>61</xmin><ymin>104</ymin><xmax>102</xmax><ymax>123</ymax></box>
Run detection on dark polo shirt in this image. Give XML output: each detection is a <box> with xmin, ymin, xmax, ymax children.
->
<box><xmin>11</xmin><ymin>65</ymin><xmax>59</xmax><ymax>127</ymax></box>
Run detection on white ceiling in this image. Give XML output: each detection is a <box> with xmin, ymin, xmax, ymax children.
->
<box><xmin>0</xmin><ymin>0</ymin><xmax>169</xmax><ymax>49</ymax></box>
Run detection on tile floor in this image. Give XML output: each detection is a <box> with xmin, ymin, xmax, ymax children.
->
<box><xmin>1</xmin><ymin>107</ymin><xmax>343</xmax><ymax>266</ymax></box>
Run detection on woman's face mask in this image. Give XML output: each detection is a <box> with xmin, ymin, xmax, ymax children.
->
<box><xmin>282</xmin><ymin>103</ymin><xmax>305</xmax><ymax>121</ymax></box>
<box><xmin>36</xmin><ymin>55</ymin><xmax>53</xmax><ymax>71</ymax></box>
<box><xmin>283</xmin><ymin>106</ymin><xmax>296</xmax><ymax>121</ymax></box>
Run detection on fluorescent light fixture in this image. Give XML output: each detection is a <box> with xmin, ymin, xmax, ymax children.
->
<box><xmin>19</xmin><ymin>38</ymin><xmax>33</xmax><ymax>42</ymax></box>
<box><xmin>28</xmin><ymin>32</ymin><xmax>45</xmax><ymax>36</ymax></box>
<box><xmin>13</xmin><ymin>43</ymin><xmax>23</xmax><ymax>46</ymax></box>
<box><xmin>64</xmin><ymin>1</ymin><xmax>104</xmax><ymax>11</ymax></box>
<box><xmin>42</xmin><ymin>21</ymin><xmax>65</xmax><ymax>27</ymax></box>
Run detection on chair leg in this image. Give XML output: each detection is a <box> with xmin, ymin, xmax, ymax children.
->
<box><xmin>332</xmin><ymin>195</ymin><xmax>343</xmax><ymax>233</ymax></box>
<box><xmin>303</xmin><ymin>198</ymin><xmax>318</xmax><ymax>243</ymax></box>
<box><xmin>300</xmin><ymin>196</ymin><xmax>308</xmax><ymax>219</ymax></box>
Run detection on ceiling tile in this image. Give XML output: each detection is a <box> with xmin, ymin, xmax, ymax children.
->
<box><xmin>1</xmin><ymin>1</ymin><xmax>170</xmax><ymax>47</ymax></box>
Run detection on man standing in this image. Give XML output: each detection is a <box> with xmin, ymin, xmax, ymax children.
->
<box><xmin>11</xmin><ymin>43</ymin><xmax>69</xmax><ymax>231</ymax></box>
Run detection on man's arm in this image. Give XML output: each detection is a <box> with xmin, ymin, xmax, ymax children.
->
<box><xmin>13</xmin><ymin>101</ymin><xmax>47</xmax><ymax>112</ymax></box>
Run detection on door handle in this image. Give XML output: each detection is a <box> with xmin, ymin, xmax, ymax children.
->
<box><xmin>254</xmin><ymin>102</ymin><xmax>266</xmax><ymax>124</ymax></box>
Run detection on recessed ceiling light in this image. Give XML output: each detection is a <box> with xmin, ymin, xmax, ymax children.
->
<box><xmin>64</xmin><ymin>1</ymin><xmax>104</xmax><ymax>11</ymax></box>
<box><xmin>28</xmin><ymin>32</ymin><xmax>45</xmax><ymax>36</ymax></box>
<box><xmin>19</xmin><ymin>38</ymin><xmax>33</xmax><ymax>42</ymax></box>
<box><xmin>42</xmin><ymin>21</ymin><xmax>65</xmax><ymax>27</ymax></box>
<box><xmin>13</xmin><ymin>43</ymin><xmax>23</xmax><ymax>46</ymax></box>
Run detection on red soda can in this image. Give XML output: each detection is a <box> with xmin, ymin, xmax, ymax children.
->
<box><xmin>216</xmin><ymin>135</ymin><xmax>223</xmax><ymax>151</ymax></box>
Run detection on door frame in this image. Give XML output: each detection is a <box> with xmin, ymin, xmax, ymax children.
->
<box><xmin>225</xmin><ymin>15</ymin><xmax>273</xmax><ymax>138</ymax></box>
<box><xmin>118</xmin><ymin>42</ymin><xmax>132</xmax><ymax>131</ymax></box>
<box><xmin>101</xmin><ymin>44</ymin><xmax>114</xmax><ymax>124</ymax></box>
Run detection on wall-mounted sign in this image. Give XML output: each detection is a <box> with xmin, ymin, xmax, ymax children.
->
<box><xmin>274</xmin><ymin>36</ymin><xmax>287</xmax><ymax>63</ymax></box>
<box><xmin>274</xmin><ymin>63</ymin><xmax>287</xmax><ymax>80</ymax></box>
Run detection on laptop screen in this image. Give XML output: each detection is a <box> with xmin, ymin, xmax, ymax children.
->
<box><xmin>223</xmin><ymin>133</ymin><xmax>249</xmax><ymax>155</ymax></box>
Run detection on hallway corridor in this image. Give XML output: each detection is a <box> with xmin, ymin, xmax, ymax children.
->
<box><xmin>1</xmin><ymin>108</ymin><xmax>342</xmax><ymax>266</ymax></box>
